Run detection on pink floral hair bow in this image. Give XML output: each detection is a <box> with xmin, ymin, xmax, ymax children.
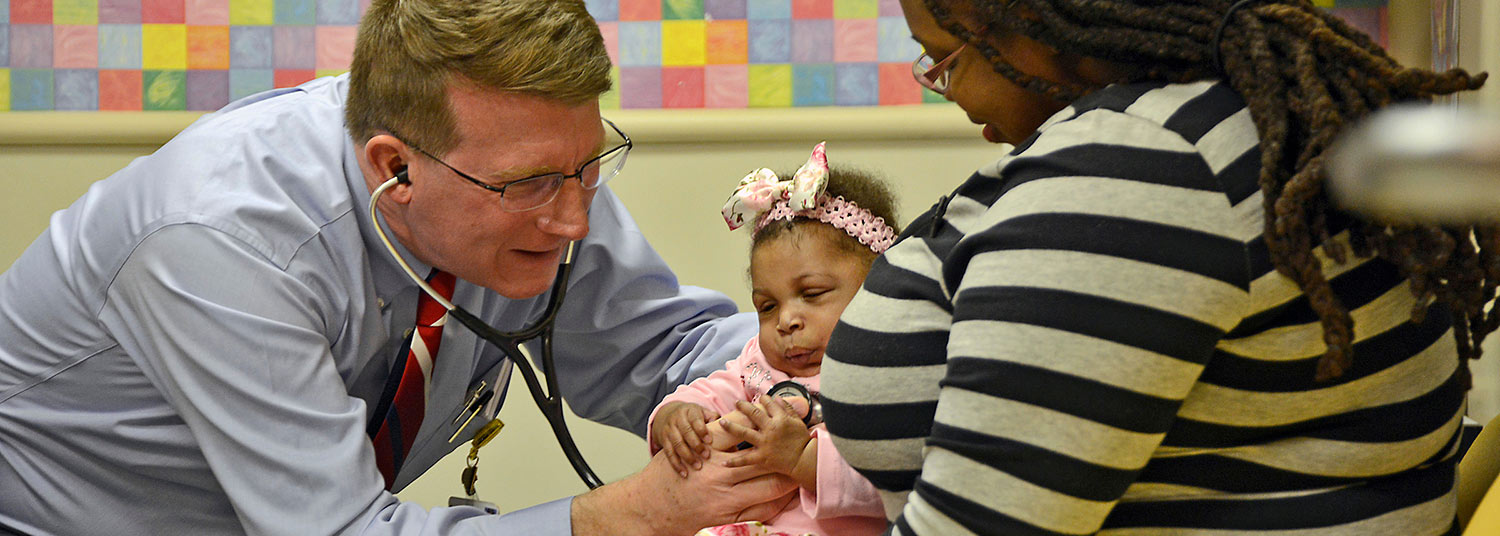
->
<box><xmin>722</xmin><ymin>142</ymin><xmax>830</xmax><ymax>230</ymax></box>
<box><xmin>720</xmin><ymin>142</ymin><xmax>897</xmax><ymax>254</ymax></box>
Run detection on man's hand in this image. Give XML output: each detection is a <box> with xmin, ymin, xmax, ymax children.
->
<box><xmin>572</xmin><ymin>450</ymin><xmax>798</xmax><ymax>536</ymax></box>
<box><xmin>651</xmin><ymin>402</ymin><xmax>719</xmax><ymax>477</ymax></box>
<box><xmin>719</xmin><ymin>398</ymin><xmax>811</xmax><ymax>477</ymax></box>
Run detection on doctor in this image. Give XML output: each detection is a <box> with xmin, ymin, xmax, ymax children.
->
<box><xmin>0</xmin><ymin>1</ymin><xmax>795</xmax><ymax>534</ymax></box>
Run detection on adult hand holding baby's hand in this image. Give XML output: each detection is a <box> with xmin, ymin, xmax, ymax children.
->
<box><xmin>652</xmin><ymin>401</ymin><xmax>720</xmax><ymax>477</ymax></box>
<box><xmin>719</xmin><ymin>398</ymin><xmax>813</xmax><ymax>477</ymax></box>
<box><xmin>573</xmin><ymin>449</ymin><xmax>797</xmax><ymax>536</ymax></box>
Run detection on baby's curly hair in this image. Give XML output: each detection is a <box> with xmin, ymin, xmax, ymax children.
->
<box><xmin>753</xmin><ymin>165</ymin><xmax>901</xmax><ymax>265</ymax></box>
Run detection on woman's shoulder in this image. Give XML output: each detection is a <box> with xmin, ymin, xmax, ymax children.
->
<box><xmin>996</xmin><ymin>79</ymin><xmax>1259</xmax><ymax>200</ymax></box>
<box><xmin>1061</xmin><ymin>79</ymin><xmax>1250</xmax><ymax>143</ymax></box>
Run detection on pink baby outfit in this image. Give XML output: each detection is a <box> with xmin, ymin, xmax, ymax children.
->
<box><xmin>648</xmin><ymin>338</ymin><xmax>887</xmax><ymax>536</ymax></box>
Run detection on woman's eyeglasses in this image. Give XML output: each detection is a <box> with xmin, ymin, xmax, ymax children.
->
<box><xmin>912</xmin><ymin>44</ymin><xmax>966</xmax><ymax>95</ymax></box>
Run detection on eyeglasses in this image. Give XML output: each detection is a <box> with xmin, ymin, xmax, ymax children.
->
<box><xmin>912</xmin><ymin>44</ymin><xmax>967</xmax><ymax>95</ymax></box>
<box><xmin>396</xmin><ymin>117</ymin><xmax>632</xmax><ymax>212</ymax></box>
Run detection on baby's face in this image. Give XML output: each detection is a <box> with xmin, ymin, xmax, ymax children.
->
<box><xmin>749</xmin><ymin>229</ymin><xmax>871</xmax><ymax>377</ymax></box>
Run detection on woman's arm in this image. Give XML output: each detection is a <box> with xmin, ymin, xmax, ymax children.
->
<box><xmin>888</xmin><ymin>104</ymin><xmax>1254</xmax><ymax>534</ymax></box>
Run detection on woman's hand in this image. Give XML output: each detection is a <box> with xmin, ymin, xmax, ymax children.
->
<box><xmin>651</xmin><ymin>401</ymin><xmax>720</xmax><ymax>477</ymax></box>
<box><xmin>720</xmin><ymin>398</ymin><xmax>813</xmax><ymax>477</ymax></box>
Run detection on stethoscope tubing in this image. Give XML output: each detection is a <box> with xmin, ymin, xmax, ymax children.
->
<box><xmin>370</xmin><ymin>177</ymin><xmax>604</xmax><ymax>489</ymax></box>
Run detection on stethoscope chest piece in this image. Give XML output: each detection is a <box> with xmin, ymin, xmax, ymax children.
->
<box><xmin>767</xmin><ymin>380</ymin><xmax>822</xmax><ymax>426</ymax></box>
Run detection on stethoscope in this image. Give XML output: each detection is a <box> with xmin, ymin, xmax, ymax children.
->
<box><xmin>368</xmin><ymin>172</ymin><xmax>604</xmax><ymax>489</ymax></box>
<box><xmin>727</xmin><ymin>381</ymin><xmax>822</xmax><ymax>452</ymax></box>
<box><xmin>767</xmin><ymin>381</ymin><xmax>823</xmax><ymax>427</ymax></box>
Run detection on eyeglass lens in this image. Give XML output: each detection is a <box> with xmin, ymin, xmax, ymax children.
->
<box><xmin>499</xmin><ymin>144</ymin><xmax>629</xmax><ymax>211</ymax></box>
<box><xmin>912</xmin><ymin>44</ymin><xmax>964</xmax><ymax>94</ymax></box>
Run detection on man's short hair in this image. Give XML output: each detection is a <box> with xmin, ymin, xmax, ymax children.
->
<box><xmin>345</xmin><ymin>0</ymin><xmax>612</xmax><ymax>154</ymax></box>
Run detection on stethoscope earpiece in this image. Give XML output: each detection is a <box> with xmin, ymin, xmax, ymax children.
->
<box><xmin>394</xmin><ymin>169</ymin><xmax>410</xmax><ymax>185</ymax></box>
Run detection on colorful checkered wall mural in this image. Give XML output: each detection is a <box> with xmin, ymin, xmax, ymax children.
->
<box><xmin>1</xmin><ymin>0</ymin><xmax>1391</xmax><ymax>112</ymax></box>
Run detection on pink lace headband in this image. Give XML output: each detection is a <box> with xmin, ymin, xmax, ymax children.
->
<box><xmin>720</xmin><ymin>142</ymin><xmax>897</xmax><ymax>254</ymax></box>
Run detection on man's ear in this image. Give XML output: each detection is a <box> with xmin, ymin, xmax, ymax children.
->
<box><xmin>364</xmin><ymin>134</ymin><xmax>413</xmax><ymax>201</ymax></box>
<box><xmin>365</xmin><ymin>135</ymin><xmax>407</xmax><ymax>178</ymax></box>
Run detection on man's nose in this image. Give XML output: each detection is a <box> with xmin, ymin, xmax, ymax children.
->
<box><xmin>536</xmin><ymin>180</ymin><xmax>591</xmax><ymax>241</ymax></box>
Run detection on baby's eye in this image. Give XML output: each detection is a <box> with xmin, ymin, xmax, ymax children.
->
<box><xmin>804</xmin><ymin>289</ymin><xmax>830</xmax><ymax>300</ymax></box>
<box><xmin>755</xmin><ymin>301</ymin><xmax>776</xmax><ymax>314</ymax></box>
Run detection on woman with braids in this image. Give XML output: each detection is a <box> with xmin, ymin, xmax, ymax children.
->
<box><xmin>818</xmin><ymin>0</ymin><xmax>1493</xmax><ymax>534</ymax></box>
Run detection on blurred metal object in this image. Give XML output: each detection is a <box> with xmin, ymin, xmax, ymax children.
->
<box><xmin>1327</xmin><ymin>104</ymin><xmax>1500</xmax><ymax>223</ymax></box>
<box><xmin>1433</xmin><ymin>0</ymin><xmax>1460</xmax><ymax>73</ymax></box>
<box><xmin>1433</xmin><ymin>0</ymin><xmax>1461</xmax><ymax>107</ymax></box>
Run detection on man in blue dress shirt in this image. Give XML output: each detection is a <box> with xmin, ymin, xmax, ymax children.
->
<box><xmin>0</xmin><ymin>1</ymin><xmax>793</xmax><ymax>534</ymax></box>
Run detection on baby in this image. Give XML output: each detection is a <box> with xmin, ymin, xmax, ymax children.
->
<box><xmin>648</xmin><ymin>143</ymin><xmax>898</xmax><ymax>536</ymax></box>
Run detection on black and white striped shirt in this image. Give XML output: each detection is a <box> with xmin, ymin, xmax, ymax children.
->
<box><xmin>822</xmin><ymin>80</ymin><xmax>1462</xmax><ymax>535</ymax></box>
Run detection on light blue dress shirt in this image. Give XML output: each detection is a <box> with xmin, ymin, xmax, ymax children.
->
<box><xmin>0</xmin><ymin>75</ymin><xmax>755</xmax><ymax>535</ymax></box>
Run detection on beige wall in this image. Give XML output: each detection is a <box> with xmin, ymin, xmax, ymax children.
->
<box><xmin>1453</xmin><ymin>0</ymin><xmax>1500</xmax><ymax>423</ymax></box>
<box><xmin>1457</xmin><ymin>0</ymin><xmax>1500</xmax><ymax>111</ymax></box>
<box><xmin>3</xmin><ymin>3</ymin><xmax>1498</xmax><ymax>515</ymax></box>
<box><xmin>1389</xmin><ymin>0</ymin><xmax>1500</xmax><ymax>111</ymax></box>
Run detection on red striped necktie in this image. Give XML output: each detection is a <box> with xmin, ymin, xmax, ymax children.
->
<box><xmin>372</xmin><ymin>270</ymin><xmax>456</xmax><ymax>490</ymax></box>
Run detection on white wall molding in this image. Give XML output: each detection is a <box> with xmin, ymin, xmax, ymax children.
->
<box><xmin>0</xmin><ymin>104</ymin><xmax>981</xmax><ymax>146</ymax></box>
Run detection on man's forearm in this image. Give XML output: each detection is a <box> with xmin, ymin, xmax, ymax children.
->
<box><xmin>572</xmin><ymin>477</ymin><xmax>654</xmax><ymax>536</ymax></box>
<box><xmin>571</xmin><ymin>459</ymin><xmax>688</xmax><ymax>536</ymax></box>
<box><xmin>572</xmin><ymin>451</ymin><xmax>800</xmax><ymax>536</ymax></box>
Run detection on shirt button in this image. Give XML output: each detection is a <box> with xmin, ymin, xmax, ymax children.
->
<box><xmin>376</xmin><ymin>298</ymin><xmax>387</xmax><ymax>309</ymax></box>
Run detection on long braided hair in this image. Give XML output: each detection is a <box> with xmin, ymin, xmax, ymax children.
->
<box><xmin>927</xmin><ymin>0</ymin><xmax>1494</xmax><ymax>384</ymax></box>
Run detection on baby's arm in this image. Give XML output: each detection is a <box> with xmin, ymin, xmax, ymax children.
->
<box><xmin>651</xmin><ymin>401</ymin><xmax>721</xmax><ymax>476</ymax></box>
<box><xmin>798</xmin><ymin>429</ymin><xmax>887</xmax><ymax>519</ymax></box>
<box><xmin>716</xmin><ymin>399</ymin><xmax>885</xmax><ymax>519</ymax></box>
<box><xmin>648</xmin><ymin>359</ymin><xmax>754</xmax><ymax>476</ymax></box>
<box><xmin>705</xmin><ymin>396</ymin><xmax>812</xmax><ymax>449</ymax></box>
<box><xmin>718</xmin><ymin>397</ymin><xmax>819</xmax><ymax>491</ymax></box>
<box><xmin>702</xmin><ymin>410</ymin><xmax>746</xmax><ymax>452</ymax></box>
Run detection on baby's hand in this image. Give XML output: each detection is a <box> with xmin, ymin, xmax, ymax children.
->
<box><xmin>720</xmin><ymin>398</ymin><xmax>812</xmax><ymax>477</ymax></box>
<box><xmin>651</xmin><ymin>402</ymin><xmax>720</xmax><ymax>477</ymax></box>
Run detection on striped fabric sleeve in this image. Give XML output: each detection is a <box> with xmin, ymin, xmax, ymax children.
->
<box><xmin>894</xmin><ymin>109</ymin><xmax>1255</xmax><ymax>535</ymax></box>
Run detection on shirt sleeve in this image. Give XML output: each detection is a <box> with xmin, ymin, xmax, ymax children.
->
<box><xmin>541</xmin><ymin>188</ymin><xmax>758</xmax><ymax>436</ymax></box>
<box><xmin>95</xmin><ymin>224</ymin><xmax>574</xmax><ymax>536</ymax></box>
<box><xmin>647</xmin><ymin>347</ymin><xmax>755</xmax><ymax>453</ymax></box>
<box><xmin>799</xmin><ymin>428</ymin><xmax>886</xmax><ymax>520</ymax></box>
<box><xmin>891</xmin><ymin>111</ymin><xmax>1252</xmax><ymax>535</ymax></box>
